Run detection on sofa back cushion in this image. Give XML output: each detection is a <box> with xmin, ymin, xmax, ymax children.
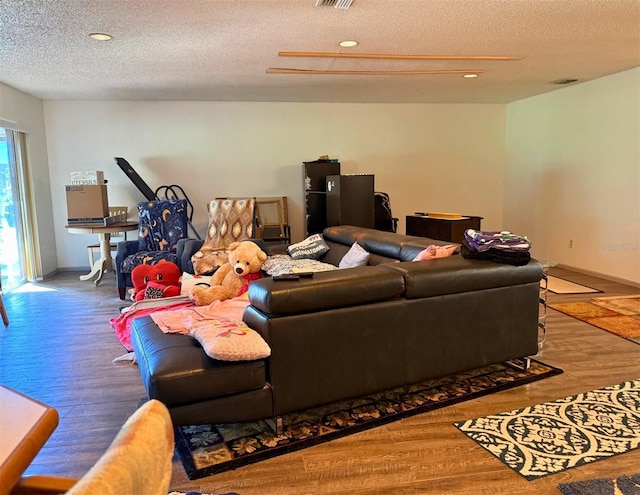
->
<box><xmin>323</xmin><ymin>226</ymin><xmax>404</xmax><ymax>264</ymax></box>
<box><xmin>248</xmin><ymin>265</ymin><xmax>405</xmax><ymax>315</ymax></box>
<box><xmin>320</xmin><ymin>240</ymin><xmax>399</xmax><ymax>266</ymax></box>
<box><xmin>381</xmin><ymin>256</ymin><xmax>543</xmax><ymax>299</ymax></box>
<box><xmin>356</xmin><ymin>230</ymin><xmax>404</xmax><ymax>260</ymax></box>
<box><xmin>319</xmin><ymin>240</ymin><xmax>351</xmax><ymax>266</ymax></box>
<box><xmin>400</xmin><ymin>240</ymin><xmax>460</xmax><ymax>262</ymax></box>
<box><xmin>322</xmin><ymin>225</ymin><xmax>457</xmax><ymax>264</ymax></box>
<box><xmin>322</xmin><ymin>225</ymin><xmax>361</xmax><ymax>246</ymax></box>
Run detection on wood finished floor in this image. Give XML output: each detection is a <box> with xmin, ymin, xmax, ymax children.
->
<box><xmin>0</xmin><ymin>266</ymin><xmax>639</xmax><ymax>495</ymax></box>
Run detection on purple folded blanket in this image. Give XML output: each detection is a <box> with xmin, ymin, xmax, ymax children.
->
<box><xmin>461</xmin><ymin>229</ymin><xmax>531</xmax><ymax>266</ymax></box>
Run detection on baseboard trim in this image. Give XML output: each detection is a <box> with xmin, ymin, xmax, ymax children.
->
<box><xmin>43</xmin><ymin>268</ymin><xmax>93</xmax><ymax>280</ymax></box>
<box><xmin>556</xmin><ymin>264</ymin><xmax>640</xmax><ymax>289</ymax></box>
<box><xmin>42</xmin><ymin>268</ymin><xmax>60</xmax><ymax>280</ymax></box>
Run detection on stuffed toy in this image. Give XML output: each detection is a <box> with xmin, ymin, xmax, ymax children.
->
<box><xmin>130</xmin><ymin>260</ymin><xmax>182</xmax><ymax>301</ymax></box>
<box><xmin>189</xmin><ymin>241</ymin><xmax>267</xmax><ymax>306</ymax></box>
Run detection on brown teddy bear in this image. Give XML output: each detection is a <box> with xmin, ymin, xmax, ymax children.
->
<box><xmin>188</xmin><ymin>241</ymin><xmax>267</xmax><ymax>306</ymax></box>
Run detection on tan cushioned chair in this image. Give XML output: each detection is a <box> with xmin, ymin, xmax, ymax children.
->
<box><xmin>11</xmin><ymin>399</ymin><xmax>173</xmax><ymax>495</ymax></box>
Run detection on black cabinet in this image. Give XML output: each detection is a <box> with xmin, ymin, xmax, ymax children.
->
<box><xmin>303</xmin><ymin>160</ymin><xmax>340</xmax><ymax>236</ymax></box>
<box><xmin>326</xmin><ymin>174</ymin><xmax>375</xmax><ymax>229</ymax></box>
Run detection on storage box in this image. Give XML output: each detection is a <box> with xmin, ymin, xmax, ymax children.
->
<box><xmin>70</xmin><ymin>170</ymin><xmax>105</xmax><ymax>185</ymax></box>
<box><xmin>65</xmin><ymin>185</ymin><xmax>109</xmax><ymax>222</ymax></box>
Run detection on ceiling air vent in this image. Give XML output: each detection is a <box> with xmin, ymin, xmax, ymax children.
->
<box><xmin>315</xmin><ymin>0</ymin><xmax>354</xmax><ymax>9</ymax></box>
<box><xmin>550</xmin><ymin>78</ymin><xmax>578</xmax><ymax>85</ymax></box>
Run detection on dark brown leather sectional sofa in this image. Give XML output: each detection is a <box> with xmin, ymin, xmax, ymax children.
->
<box><xmin>130</xmin><ymin>225</ymin><xmax>543</xmax><ymax>426</ymax></box>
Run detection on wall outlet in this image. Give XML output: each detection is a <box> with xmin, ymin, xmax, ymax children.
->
<box><xmin>569</xmin><ymin>239</ymin><xmax>574</xmax><ymax>248</ymax></box>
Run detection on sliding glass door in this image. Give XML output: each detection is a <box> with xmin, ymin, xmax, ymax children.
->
<box><xmin>0</xmin><ymin>127</ymin><xmax>27</xmax><ymax>292</ymax></box>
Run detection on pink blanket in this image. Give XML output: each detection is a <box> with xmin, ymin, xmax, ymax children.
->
<box><xmin>151</xmin><ymin>297</ymin><xmax>251</xmax><ymax>334</ymax></box>
<box><xmin>110</xmin><ymin>301</ymin><xmax>193</xmax><ymax>351</ymax></box>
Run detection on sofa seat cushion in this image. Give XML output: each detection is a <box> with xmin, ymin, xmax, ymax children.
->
<box><xmin>248</xmin><ymin>265</ymin><xmax>405</xmax><ymax>315</ymax></box>
<box><xmin>131</xmin><ymin>316</ymin><xmax>267</xmax><ymax>407</ymax></box>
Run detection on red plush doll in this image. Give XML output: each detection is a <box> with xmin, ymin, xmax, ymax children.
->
<box><xmin>130</xmin><ymin>260</ymin><xmax>181</xmax><ymax>301</ymax></box>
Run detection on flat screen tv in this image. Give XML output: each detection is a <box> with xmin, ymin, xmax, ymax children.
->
<box><xmin>114</xmin><ymin>157</ymin><xmax>157</xmax><ymax>201</ymax></box>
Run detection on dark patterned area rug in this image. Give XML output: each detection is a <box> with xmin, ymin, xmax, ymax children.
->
<box><xmin>557</xmin><ymin>473</ymin><xmax>640</xmax><ymax>495</ymax></box>
<box><xmin>455</xmin><ymin>379</ymin><xmax>640</xmax><ymax>480</ymax></box>
<box><xmin>175</xmin><ymin>359</ymin><xmax>561</xmax><ymax>480</ymax></box>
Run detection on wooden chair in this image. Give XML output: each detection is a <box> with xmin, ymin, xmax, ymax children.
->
<box><xmin>86</xmin><ymin>206</ymin><xmax>128</xmax><ymax>268</ymax></box>
<box><xmin>255</xmin><ymin>197</ymin><xmax>290</xmax><ymax>245</ymax></box>
<box><xmin>10</xmin><ymin>399</ymin><xmax>173</xmax><ymax>495</ymax></box>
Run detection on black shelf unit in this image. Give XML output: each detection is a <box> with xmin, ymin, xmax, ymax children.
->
<box><xmin>303</xmin><ymin>160</ymin><xmax>340</xmax><ymax>236</ymax></box>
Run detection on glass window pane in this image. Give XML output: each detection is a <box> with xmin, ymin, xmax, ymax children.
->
<box><xmin>0</xmin><ymin>127</ymin><xmax>26</xmax><ymax>292</ymax></box>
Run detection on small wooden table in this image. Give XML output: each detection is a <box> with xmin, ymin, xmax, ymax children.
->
<box><xmin>0</xmin><ymin>386</ymin><xmax>59</xmax><ymax>495</ymax></box>
<box><xmin>406</xmin><ymin>214</ymin><xmax>482</xmax><ymax>243</ymax></box>
<box><xmin>66</xmin><ymin>221</ymin><xmax>138</xmax><ymax>286</ymax></box>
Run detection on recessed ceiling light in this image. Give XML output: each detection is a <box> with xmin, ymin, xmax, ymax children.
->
<box><xmin>339</xmin><ymin>40</ymin><xmax>358</xmax><ymax>48</ymax></box>
<box><xmin>89</xmin><ymin>33</ymin><xmax>112</xmax><ymax>41</ymax></box>
<box><xmin>463</xmin><ymin>73</ymin><xmax>479</xmax><ymax>78</ymax></box>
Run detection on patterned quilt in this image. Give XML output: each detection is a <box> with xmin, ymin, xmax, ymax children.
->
<box><xmin>262</xmin><ymin>254</ymin><xmax>337</xmax><ymax>276</ymax></box>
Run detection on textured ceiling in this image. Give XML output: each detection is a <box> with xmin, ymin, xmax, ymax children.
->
<box><xmin>1</xmin><ymin>0</ymin><xmax>639</xmax><ymax>103</ymax></box>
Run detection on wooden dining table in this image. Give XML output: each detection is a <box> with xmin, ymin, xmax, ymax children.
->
<box><xmin>0</xmin><ymin>386</ymin><xmax>59</xmax><ymax>495</ymax></box>
<box><xmin>65</xmin><ymin>221</ymin><xmax>139</xmax><ymax>286</ymax></box>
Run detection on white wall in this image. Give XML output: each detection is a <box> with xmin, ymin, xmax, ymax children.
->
<box><xmin>505</xmin><ymin>68</ymin><xmax>640</xmax><ymax>284</ymax></box>
<box><xmin>43</xmin><ymin>101</ymin><xmax>507</xmax><ymax>270</ymax></box>
<box><xmin>4</xmin><ymin>71</ymin><xmax>638</xmax><ymax>284</ymax></box>
<box><xmin>0</xmin><ymin>83</ymin><xmax>57</xmax><ymax>277</ymax></box>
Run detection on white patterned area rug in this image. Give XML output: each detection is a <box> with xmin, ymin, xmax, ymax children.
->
<box><xmin>454</xmin><ymin>379</ymin><xmax>640</xmax><ymax>480</ymax></box>
<box><xmin>545</xmin><ymin>276</ymin><xmax>601</xmax><ymax>294</ymax></box>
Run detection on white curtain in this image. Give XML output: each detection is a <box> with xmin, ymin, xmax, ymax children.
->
<box><xmin>6</xmin><ymin>129</ymin><xmax>42</xmax><ymax>281</ymax></box>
